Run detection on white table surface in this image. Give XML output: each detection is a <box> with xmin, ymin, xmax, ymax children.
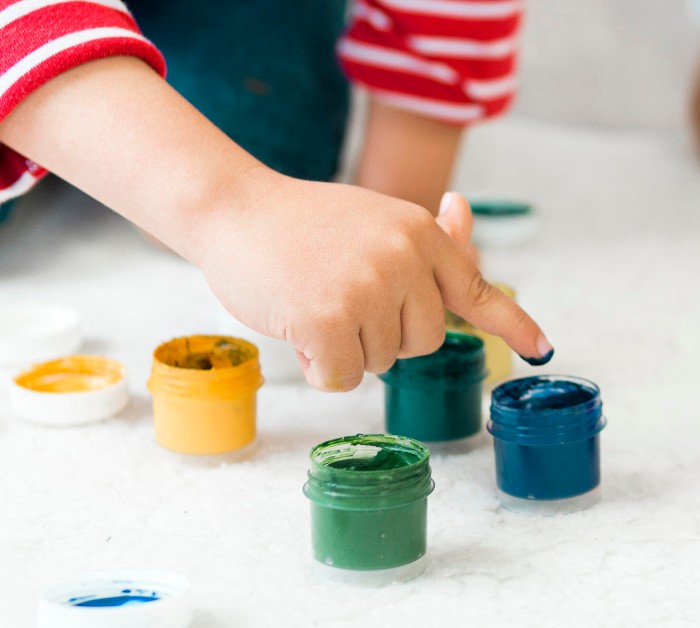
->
<box><xmin>1</xmin><ymin>117</ymin><xmax>700</xmax><ymax>627</ymax></box>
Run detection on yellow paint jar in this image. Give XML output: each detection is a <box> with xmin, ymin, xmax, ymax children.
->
<box><xmin>147</xmin><ymin>335</ymin><xmax>263</xmax><ymax>455</ymax></box>
<box><xmin>445</xmin><ymin>283</ymin><xmax>515</xmax><ymax>384</ymax></box>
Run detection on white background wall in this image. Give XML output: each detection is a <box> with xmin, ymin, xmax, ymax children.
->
<box><xmin>515</xmin><ymin>0</ymin><xmax>699</xmax><ymax>131</ymax></box>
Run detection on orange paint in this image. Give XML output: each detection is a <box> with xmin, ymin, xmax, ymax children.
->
<box><xmin>14</xmin><ymin>356</ymin><xmax>125</xmax><ymax>393</ymax></box>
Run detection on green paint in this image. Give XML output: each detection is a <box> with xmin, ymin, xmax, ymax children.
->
<box><xmin>304</xmin><ymin>434</ymin><xmax>434</xmax><ymax>571</ymax></box>
<box><xmin>319</xmin><ymin>441</ymin><xmax>423</xmax><ymax>471</ymax></box>
<box><xmin>380</xmin><ymin>332</ymin><xmax>486</xmax><ymax>442</ymax></box>
<box><xmin>469</xmin><ymin>199</ymin><xmax>533</xmax><ymax>217</ymax></box>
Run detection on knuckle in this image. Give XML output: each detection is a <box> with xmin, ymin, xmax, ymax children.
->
<box><xmin>399</xmin><ymin>315</ymin><xmax>446</xmax><ymax>359</ymax></box>
<box><xmin>309</xmin><ymin>305</ymin><xmax>352</xmax><ymax>334</ymax></box>
<box><xmin>511</xmin><ymin>305</ymin><xmax>530</xmax><ymax>332</ymax></box>
<box><xmin>466</xmin><ymin>272</ymin><xmax>494</xmax><ymax>311</ymax></box>
<box><xmin>366</xmin><ymin>353</ymin><xmax>398</xmax><ymax>376</ymax></box>
<box><xmin>395</xmin><ymin>206</ymin><xmax>434</xmax><ymax>242</ymax></box>
<box><xmin>417</xmin><ymin>319</ymin><xmax>446</xmax><ymax>356</ymax></box>
<box><xmin>405</xmin><ymin>208</ymin><xmax>434</xmax><ymax>237</ymax></box>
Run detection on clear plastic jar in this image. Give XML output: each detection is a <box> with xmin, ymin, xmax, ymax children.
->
<box><xmin>379</xmin><ymin>332</ymin><xmax>486</xmax><ymax>443</ymax></box>
<box><xmin>304</xmin><ymin>434</ymin><xmax>434</xmax><ymax>585</ymax></box>
<box><xmin>488</xmin><ymin>375</ymin><xmax>606</xmax><ymax>514</ymax></box>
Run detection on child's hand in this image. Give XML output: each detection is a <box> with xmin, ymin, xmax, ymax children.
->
<box><xmin>0</xmin><ymin>57</ymin><xmax>551</xmax><ymax>391</ymax></box>
<box><xmin>197</xmin><ymin>168</ymin><xmax>552</xmax><ymax>391</ymax></box>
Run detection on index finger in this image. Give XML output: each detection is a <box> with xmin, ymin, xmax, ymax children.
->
<box><xmin>433</xmin><ymin>233</ymin><xmax>554</xmax><ymax>365</ymax></box>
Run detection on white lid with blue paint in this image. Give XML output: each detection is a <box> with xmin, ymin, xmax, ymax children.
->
<box><xmin>37</xmin><ymin>569</ymin><xmax>193</xmax><ymax>628</ymax></box>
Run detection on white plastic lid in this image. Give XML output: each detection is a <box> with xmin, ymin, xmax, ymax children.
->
<box><xmin>469</xmin><ymin>199</ymin><xmax>537</xmax><ymax>248</ymax></box>
<box><xmin>0</xmin><ymin>303</ymin><xmax>81</xmax><ymax>367</ymax></box>
<box><xmin>37</xmin><ymin>569</ymin><xmax>192</xmax><ymax>628</ymax></box>
<box><xmin>10</xmin><ymin>355</ymin><xmax>129</xmax><ymax>426</ymax></box>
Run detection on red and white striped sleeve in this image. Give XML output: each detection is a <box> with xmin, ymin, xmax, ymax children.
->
<box><xmin>338</xmin><ymin>0</ymin><xmax>524</xmax><ymax>125</ymax></box>
<box><xmin>0</xmin><ymin>0</ymin><xmax>165</xmax><ymax>205</ymax></box>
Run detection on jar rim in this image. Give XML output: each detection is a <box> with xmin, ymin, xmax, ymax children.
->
<box><xmin>309</xmin><ymin>433</ymin><xmax>430</xmax><ymax>474</ymax></box>
<box><xmin>488</xmin><ymin>375</ymin><xmax>605</xmax><ymax>445</ymax></box>
<box><xmin>379</xmin><ymin>331</ymin><xmax>486</xmax><ymax>387</ymax></box>
<box><xmin>148</xmin><ymin>335</ymin><xmax>263</xmax><ymax>398</ymax></box>
<box><xmin>304</xmin><ymin>434</ymin><xmax>434</xmax><ymax>510</ymax></box>
<box><xmin>153</xmin><ymin>335</ymin><xmax>259</xmax><ymax>373</ymax></box>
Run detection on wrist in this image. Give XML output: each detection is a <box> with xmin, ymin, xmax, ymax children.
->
<box><xmin>177</xmin><ymin>162</ymin><xmax>281</xmax><ymax>269</ymax></box>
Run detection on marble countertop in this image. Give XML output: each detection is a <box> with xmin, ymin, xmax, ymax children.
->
<box><xmin>1</xmin><ymin>118</ymin><xmax>699</xmax><ymax>627</ymax></box>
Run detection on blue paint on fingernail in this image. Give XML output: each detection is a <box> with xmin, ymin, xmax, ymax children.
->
<box><xmin>519</xmin><ymin>348</ymin><xmax>554</xmax><ymax>366</ymax></box>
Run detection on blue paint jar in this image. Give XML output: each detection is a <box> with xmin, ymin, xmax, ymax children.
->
<box><xmin>487</xmin><ymin>375</ymin><xmax>606</xmax><ymax>514</ymax></box>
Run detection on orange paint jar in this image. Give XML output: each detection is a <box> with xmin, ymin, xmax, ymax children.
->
<box><xmin>147</xmin><ymin>336</ymin><xmax>263</xmax><ymax>455</ymax></box>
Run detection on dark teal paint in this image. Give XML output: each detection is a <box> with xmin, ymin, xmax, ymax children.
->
<box><xmin>469</xmin><ymin>199</ymin><xmax>533</xmax><ymax>217</ymax></box>
<box><xmin>380</xmin><ymin>332</ymin><xmax>486</xmax><ymax>442</ymax></box>
<box><xmin>131</xmin><ymin>0</ymin><xmax>348</xmax><ymax>182</ymax></box>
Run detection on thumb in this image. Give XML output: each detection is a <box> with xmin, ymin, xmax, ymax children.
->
<box><xmin>436</xmin><ymin>191</ymin><xmax>473</xmax><ymax>248</ymax></box>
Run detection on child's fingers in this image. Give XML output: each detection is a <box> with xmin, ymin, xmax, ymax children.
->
<box><xmin>433</xmin><ymin>234</ymin><xmax>554</xmax><ymax>363</ymax></box>
<box><xmin>360</xmin><ymin>315</ymin><xmax>402</xmax><ymax>375</ymax></box>
<box><xmin>397</xmin><ymin>278</ymin><xmax>446</xmax><ymax>359</ymax></box>
<box><xmin>435</xmin><ymin>192</ymin><xmax>473</xmax><ymax>249</ymax></box>
<box><xmin>297</xmin><ymin>326</ymin><xmax>366</xmax><ymax>392</ymax></box>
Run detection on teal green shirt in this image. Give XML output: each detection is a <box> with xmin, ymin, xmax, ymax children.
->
<box><xmin>132</xmin><ymin>0</ymin><xmax>349</xmax><ymax>182</ymax></box>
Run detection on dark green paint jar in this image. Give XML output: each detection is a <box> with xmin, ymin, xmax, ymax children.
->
<box><xmin>379</xmin><ymin>332</ymin><xmax>487</xmax><ymax>443</ymax></box>
<box><xmin>303</xmin><ymin>434</ymin><xmax>434</xmax><ymax>585</ymax></box>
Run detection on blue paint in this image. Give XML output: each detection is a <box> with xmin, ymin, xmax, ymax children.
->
<box><xmin>487</xmin><ymin>376</ymin><xmax>606</xmax><ymax>500</ymax></box>
<box><xmin>68</xmin><ymin>587</ymin><xmax>160</xmax><ymax>607</ymax></box>
<box><xmin>518</xmin><ymin>348</ymin><xmax>554</xmax><ymax>366</ymax></box>
<box><xmin>73</xmin><ymin>594</ymin><xmax>159</xmax><ymax>607</ymax></box>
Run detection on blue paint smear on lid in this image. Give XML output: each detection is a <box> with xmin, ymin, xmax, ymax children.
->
<box><xmin>73</xmin><ymin>594</ymin><xmax>160</xmax><ymax>607</ymax></box>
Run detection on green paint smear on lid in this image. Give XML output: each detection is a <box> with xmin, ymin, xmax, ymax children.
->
<box><xmin>469</xmin><ymin>199</ymin><xmax>533</xmax><ymax>217</ymax></box>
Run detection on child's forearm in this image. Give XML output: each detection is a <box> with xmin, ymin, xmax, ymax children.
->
<box><xmin>0</xmin><ymin>56</ymin><xmax>258</xmax><ymax>265</ymax></box>
<box><xmin>356</xmin><ymin>98</ymin><xmax>463</xmax><ymax>216</ymax></box>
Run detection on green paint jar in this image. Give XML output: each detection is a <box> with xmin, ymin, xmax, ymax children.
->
<box><xmin>303</xmin><ymin>434</ymin><xmax>434</xmax><ymax>586</ymax></box>
<box><xmin>379</xmin><ymin>332</ymin><xmax>487</xmax><ymax>443</ymax></box>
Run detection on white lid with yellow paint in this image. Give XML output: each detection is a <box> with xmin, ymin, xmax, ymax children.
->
<box><xmin>10</xmin><ymin>355</ymin><xmax>129</xmax><ymax>426</ymax></box>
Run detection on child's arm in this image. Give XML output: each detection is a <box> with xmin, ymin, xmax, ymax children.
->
<box><xmin>338</xmin><ymin>1</ymin><xmax>522</xmax><ymax>214</ymax></box>
<box><xmin>0</xmin><ymin>55</ymin><xmax>552</xmax><ymax>391</ymax></box>
<box><xmin>356</xmin><ymin>99</ymin><xmax>461</xmax><ymax>215</ymax></box>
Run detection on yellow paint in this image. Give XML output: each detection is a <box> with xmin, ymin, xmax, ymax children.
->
<box><xmin>14</xmin><ymin>356</ymin><xmax>124</xmax><ymax>393</ymax></box>
<box><xmin>148</xmin><ymin>335</ymin><xmax>263</xmax><ymax>455</ymax></box>
<box><xmin>445</xmin><ymin>282</ymin><xmax>515</xmax><ymax>384</ymax></box>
